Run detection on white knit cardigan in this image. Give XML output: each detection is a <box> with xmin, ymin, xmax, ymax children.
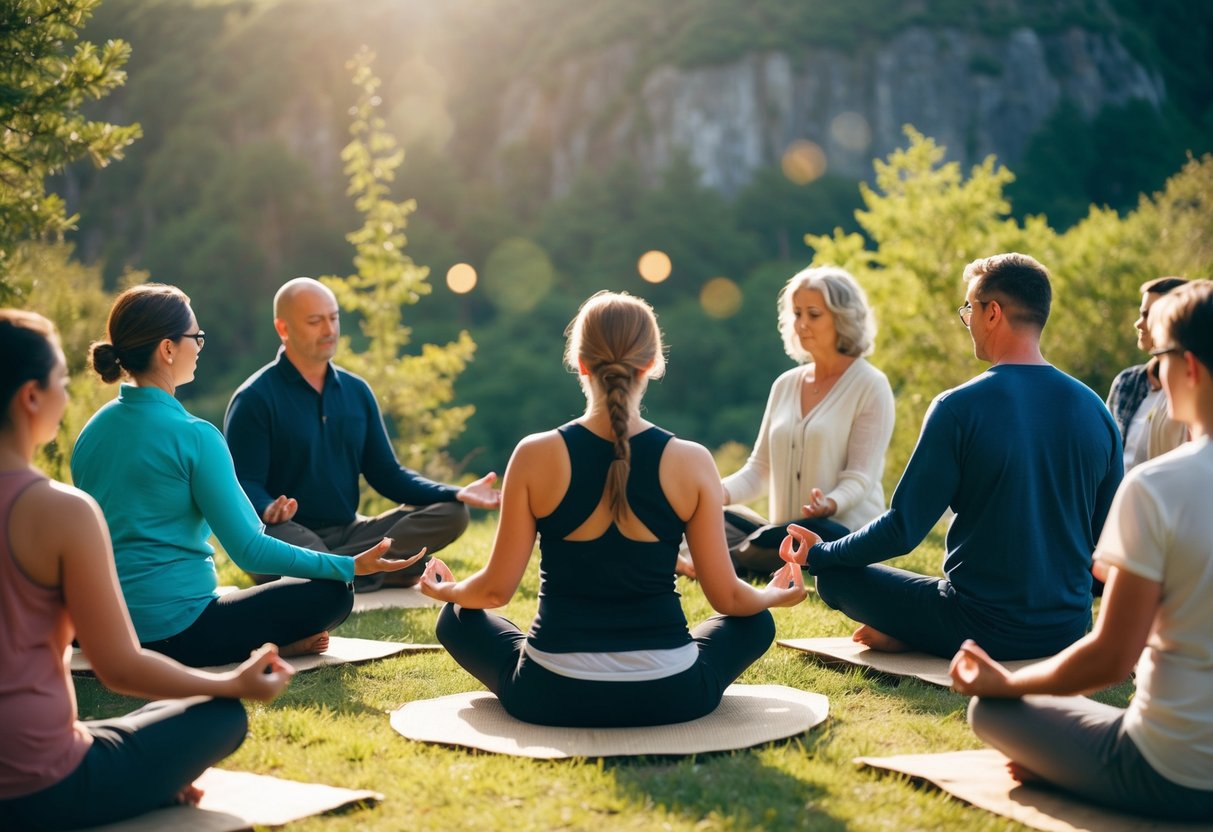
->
<box><xmin>721</xmin><ymin>358</ymin><xmax>895</xmax><ymax>530</ymax></box>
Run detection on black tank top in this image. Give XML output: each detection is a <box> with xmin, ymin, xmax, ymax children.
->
<box><xmin>527</xmin><ymin>423</ymin><xmax>693</xmax><ymax>654</ymax></box>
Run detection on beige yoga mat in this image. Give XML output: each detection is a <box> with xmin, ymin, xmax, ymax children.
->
<box><xmin>82</xmin><ymin>767</ymin><xmax>381</xmax><ymax>831</ymax></box>
<box><xmin>778</xmin><ymin>637</ymin><xmax>1044</xmax><ymax>687</ymax></box>
<box><xmin>856</xmin><ymin>749</ymin><xmax>1211</xmax><ymax>832</ymax></box>
<box><xmin>352</xmin><ymin>585</ymin><xmax>441</xmax><ymax>612</ymax></box>
<box><xmin>391</xmin><ymin>683</ymin><xmax>829</xmax><ymax>759</ymax></box>
<box><xmin>71</xmin><ymin>637</ymin><xmax>440</xmax><ymax>675</ymax></box>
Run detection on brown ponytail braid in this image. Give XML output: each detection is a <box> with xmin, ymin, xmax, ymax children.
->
<box><xmin>565</xmin><ymin>292</ymin><xmax>666</xmax><ymax>523</ymax></box>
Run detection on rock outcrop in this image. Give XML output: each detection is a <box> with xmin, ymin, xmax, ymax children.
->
<box><xmin>491</xmin><ymin>26</ymin><xmax>1164</xmax><ymax>196</ymax></box>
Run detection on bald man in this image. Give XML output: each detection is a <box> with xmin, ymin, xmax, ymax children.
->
<box><xmin>224</xmin><ymin>278</ymin><xmax>499</xmax><ymax>592</ymax></box>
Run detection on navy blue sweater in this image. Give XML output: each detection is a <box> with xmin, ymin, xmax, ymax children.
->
<box><xmin>224</xmin><ymin>351</ymin><xmax>457</xmax><ymax>529</ymax></box>
<box><xmin>810</xmin><ymin>364</ymin><xmax>1123</xmax><ymax>638</ymax></box>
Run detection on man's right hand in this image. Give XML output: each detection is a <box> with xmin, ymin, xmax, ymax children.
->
<box><xmin>262</xmin><ymin>495</ymin><xmax>298</xmax><ymax>525</ymax></box>
<box><xmin>352</xmin><ymin>538</ymin><xmax>428</xmax><ymax>575</ymax></box>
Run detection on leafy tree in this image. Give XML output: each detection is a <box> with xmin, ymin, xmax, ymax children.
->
<box><xmin>0</xmin><ymin>0</ymin><xmax>139</xmax><ymax>295</ymax></box>
<box><xmin>321</xmin><ymin>49</ymin><xmax>476</xmax><ymax>481</ymax></box>
<box><xmin>808</xmin><ymin>128</ymin><xmax>1213</xmax><ymax>484</ymax></box>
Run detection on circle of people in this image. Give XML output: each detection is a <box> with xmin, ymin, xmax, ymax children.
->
<box><xmin>2</xmin><ymin>253</ymin><xmax>1210</xmax><ymax>829</ymax></box>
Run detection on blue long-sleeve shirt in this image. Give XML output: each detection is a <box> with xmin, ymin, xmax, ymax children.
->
<box><xmin>71</xmin><ymin>385</ymin><xmax>355</xmax><ymax>642</ymax></box>
<box><xmin>810</xmin><ymin>364</ymin><xmax>1122</xmax><ymax>637</ymax></box>
<box><xmin>223</xmin><ymin>351</ymin><xmax>457</xmax><ymax>529</ymax></box>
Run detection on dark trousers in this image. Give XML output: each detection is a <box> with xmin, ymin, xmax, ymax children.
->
<box><xmin>724</xmin><ymin>507</ymin><xmax>850</xmax><ymax>575</ymax></box>
<box><xmin>436</xmin><ymin>604</ymin><xmax>776</xmax><ymax>727</ymax></box>
<box><xmin>1</xmin><ymin>697</ymin><xmax>246</xmax><ymax>831</ymax></box>
<box><xmin>142</xmin><ymin>577</ymin><xmax>353</xmax><ymax>667</ymax></box>
<box><xmin>970</xmin><ymin>696</ymin><xmax>1213</xmax><ymax>820</ymax></box>
<box><xmin>813</xmin><ymin>563</ymin><xmax>1087</xmax><ymax>660</ymax></box>
<box><xmin>255</xmin><ymin>502</ymin><xmax>470</xmax><ymax>585</ymax></box>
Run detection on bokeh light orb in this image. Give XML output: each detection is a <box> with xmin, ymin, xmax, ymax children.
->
<box><xmin>483</xmin><ymin>237</ymin><xmax>555</xmax><ymax>313</ymax></box>
<box><xmin>446</xmin><ymin>262</ymin><xmax>478</xmax><ymax>294</ymax></box>
<box><xmin>638</xmin><ymin>250</ymin><xmax>673</xmax><ymax>283</ymax></box>
<box><xmin>700</xmin><ymin>277</ymin><xmax>743</xmax><ymax>319</ymax></box>
<box><xmin>830</xmin><ymin>112</ymin><xmax>872</xmax><ymax>153</ymax></box>
<box><xmin>781</xmin><ymin>140</ymin><xmax>827</xmax><ymax>185</ymax></box>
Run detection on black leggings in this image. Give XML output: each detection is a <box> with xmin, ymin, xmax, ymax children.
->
<box><xmin>1</xmin><ymin>697</ymin><xmax>246</xmax><ymax>831</ymax></box>
<box><xmin>436</xmin><ymin>604</ymin><xmax>776</xmax><ymax>727</ymax></box>
<box><xmin>142</xmin><ymin>578</ymin><xmax>353</xmax><ymax>666</ymax></box>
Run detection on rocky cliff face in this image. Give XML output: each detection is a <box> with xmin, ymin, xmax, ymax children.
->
<box><xmin>491</xmin><ymin>26</ymin><xmax>1164</xmax><ymax>196</ymax></box>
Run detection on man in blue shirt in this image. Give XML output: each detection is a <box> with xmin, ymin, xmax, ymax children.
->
<box><xmin>225</xmin><ymin>278</ymin><xmax>500</xmax><ymax>592</ymax></box>
<box><xmin>785</xmin><ymin>253</ymin><xmax>1122</xmax><ymax>659</ymax></box>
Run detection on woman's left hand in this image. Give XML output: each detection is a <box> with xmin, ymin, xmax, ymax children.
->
<box><xmin>949</xmin><ymin>639</ymin><xmax>1014</xmax><ymax>697</ymax></box>
<box><xmin>765</xmin><ymin>561</ymin><xmax>807</xmax><ymax>607</ymax></box>
<box><xmin>801</xmin><ymin>488</ymin><xmax>837</xmax><ymax>519</ymax></box>
<box><xmin>418</xmin><ymin>556</ymin><xmax>458</xmax><ymax>602</ymax></box>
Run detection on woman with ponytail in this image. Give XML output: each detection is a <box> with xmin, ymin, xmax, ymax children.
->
<box><xmin>71</xmin><ymin>284</ymin><xmax>420</xmax><ymax>668</ymax></box>
<box><xmin>0</xmin><ymin>309</ymin><xmax>293</xmax><ymax>831</ymax></box>
<box><xmin>419</xmin><ymin>291</ymin><xmax>808</xmax><ymax>727</ymax></box>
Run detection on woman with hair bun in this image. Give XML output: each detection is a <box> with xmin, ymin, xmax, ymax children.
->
<box><xmin>419</xmin><ymin>291</ymin><xmax>807</xmax><ymax>727</ymax></box>
<box><xmin>688</xmin><ymin>266</ymin><xmax>894</xmax><ymax>577</ymax></box>
<box><xmin>71</xmin><ymin>284</ymin><xmax>420</xmax><ymax>668</ymax></box>
<box><xmin>0</xmin><ymin>309</ymin><xmax>294</xmax><ymax>831</ymax></box>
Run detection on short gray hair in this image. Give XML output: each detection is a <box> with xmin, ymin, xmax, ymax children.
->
<box><xmin>777</xmin><ymin>266</ymin><xmax>876</xmax><ymax>362</ymax></box>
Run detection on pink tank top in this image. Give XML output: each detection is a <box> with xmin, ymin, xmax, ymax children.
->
<box><xmin>0</xmin><ymin>469</ymin><xmax>92</xmax><ymax>798</ymax></box>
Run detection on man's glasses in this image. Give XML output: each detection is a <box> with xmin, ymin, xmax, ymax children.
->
<box><xmin>957</xmin><ymin>302</ymin><xmax>976</xmax><ymax>327</ymax></box>
<box><xmin>179</xmin><ymin>331</ymin><xmax>206</xmax><ymax>348</ymax></box>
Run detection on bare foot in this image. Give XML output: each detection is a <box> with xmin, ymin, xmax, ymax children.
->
<box><xmin>1006</xmin><ymin>761</ymin><xmax>1044</xmax><ymax>784</ymax></box>
<box><xmin>280</xmin><ymin>631</ymin><xmax>329</xmax><ymax>657</ymax></box>
<box><xmin>175</xmin><ymin>782</ymin><xmax>204</xmax><ymax>806</ymax></box>
<box><xmin>851</xmin><ymin>624</ymin><xmax>910</xmax><ymax>652</ymax></box>
<box><xmin>381</xmin><ymin>572</ymin><xmax>421</xmax><ymax>588</ymax></box>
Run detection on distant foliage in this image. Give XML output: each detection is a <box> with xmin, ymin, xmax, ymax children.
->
<box><xmin>0</xmin><ymin>0</ymin><xmax>139</xmax><ymax>296</ymax></box>
<box><xmin>321</xmin><ymin>50</ymin><xmax>475</xmax><ymax>481</ymax></box>
<box><xmin>808</xmin><ymin>128</ymin><xmax>1213</xmax><ymax>481</ymax></box>
<box><xmin>13</xmin><ymin>243</ymin><xmax>143</xmax><ymax>481</ymax></box>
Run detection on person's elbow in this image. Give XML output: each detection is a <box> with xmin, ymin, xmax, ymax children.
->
<box><xmin>91</xmin><ymin>652</ymin><xmax>147</xmax><ymax>697</ymax></box>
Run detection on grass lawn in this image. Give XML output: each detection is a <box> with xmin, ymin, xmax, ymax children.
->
<box><xmin>74</xmin><ymin>521</ymin><xmax>1131</xmax><ymax>831</ymax></box>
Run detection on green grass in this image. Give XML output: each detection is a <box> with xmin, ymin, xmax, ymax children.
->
<box><xmin>74</xmin><ymin>521</ymin><xmax>1131</xmax><ymax>831</ymax></box>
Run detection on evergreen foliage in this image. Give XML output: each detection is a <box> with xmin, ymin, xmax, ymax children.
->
<box><xmin>0</xmin><ymin>0</ymin><xmax>139</xmax><ymax>296</ymax></box>
<box><xmin>321</xmin><ymin>50</ymin><xmax>475</xmax><ymax>481</ymax></box>
<box><xmin>808</xmin><ymin>129</ymin><xmax>1213</xmax><ymax>478</ymax></box>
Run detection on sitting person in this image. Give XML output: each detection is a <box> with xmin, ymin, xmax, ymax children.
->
<box><xmin>418</xmin><ymin>291</ymin><xmax>806</xmax><ymax>727</ymax></box>
<box><xmin>70</xmin><ymin>284</ymin><xmax>419</xmax><ymax>668</ymax></box>
<box><xmin>782</xmin><ymin>253</ymin><xmax>1122</xmax><ymax>659</ymax></box>
<box><xmin>700</xmin><ymin>265</ymin><xmax>894</xmax><ymax>577</ymax></box>
<box><xmin>0</xmin><ymin>309</ymin><xmax>295</xmax><ymax>831</ymax></box>
<box><xmin>1106</xmin><ymin>276</ymin><xmax>1189</xmax><ymax>472</ymax></box>
<box><xmin>951</xmin><ymin>280</ymin><xmax>1213</xmax><ymax>821</ymax></box>
<box><xmin>224</xmin><ymin>277</ymin><xmax>500</xmax><ymax>592</ymax></box>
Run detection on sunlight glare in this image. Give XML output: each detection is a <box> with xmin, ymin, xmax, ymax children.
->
<box><xmin>781</xmin><ymin>140</ymin><xmax>827</xmax><ymax>185</ymax></box>
<box><xmin>446</xmin><ymin>263</ymin><xmax>478</xmax><ymax>294</ymax></box>
<box><xmin>483</xmin><ymin>238</ymin><xmax>555</xmax><ymax>312</ymax></box>
<box><xmin>638</xmin><ymin>250</ymin><xmax>673</xmax><ymax>283</ymax></box>
<box><xmin>830</xmin><ymin>112</ymin><xmax>871</xmax><ymax>153</ymax></box>
<box><xmin>700</xmin><ymin>277</ymin><xmax>743</xmax><ymax>319</ymax></box>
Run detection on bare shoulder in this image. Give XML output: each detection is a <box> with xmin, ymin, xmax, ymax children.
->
<box><xmin>663</xmin><ymin>436</ymin><xmax>716</xmax><ymax>472</ymax></box>
<box><xmin>509</xmin><ymin>429</ymin><xmax>565</xmax><ymax>468</ymax></box>
<box><xmin>16</xmin><ymin>477</ymin><xmax>100</xmax><ymax>525</ymax></box>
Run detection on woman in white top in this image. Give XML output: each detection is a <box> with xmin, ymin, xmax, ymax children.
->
<box><xmin>693</xmin><ymin>266</ymin><xmax>894</xmax><ymax>576</ymax></box>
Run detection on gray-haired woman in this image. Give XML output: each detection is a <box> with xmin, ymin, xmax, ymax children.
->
<box><xmin>688</xmin><ymin>266</ymin><xmax>894</xmax><ymax>576</ymax></box>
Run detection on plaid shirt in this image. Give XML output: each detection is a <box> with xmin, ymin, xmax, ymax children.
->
<box><xmin>1105</xmin><ymin>363</ymin><xmax>1150</xmax><ymax>442</ymax></box>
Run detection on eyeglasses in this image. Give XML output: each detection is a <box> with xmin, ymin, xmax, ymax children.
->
<box><xmin>958</xmin><ymin>300</ymin><xmax>984</xmax><ymax>328</ymax></box>
<box><xmin>1149</xmin><ymin>346</ymin><xmax>1182</xmax><ymax>358</ymax></box>
<box><xmin>178</xmin><ymin>331</ymin><xmax>206</xmax><ymax>348</ymax></box>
